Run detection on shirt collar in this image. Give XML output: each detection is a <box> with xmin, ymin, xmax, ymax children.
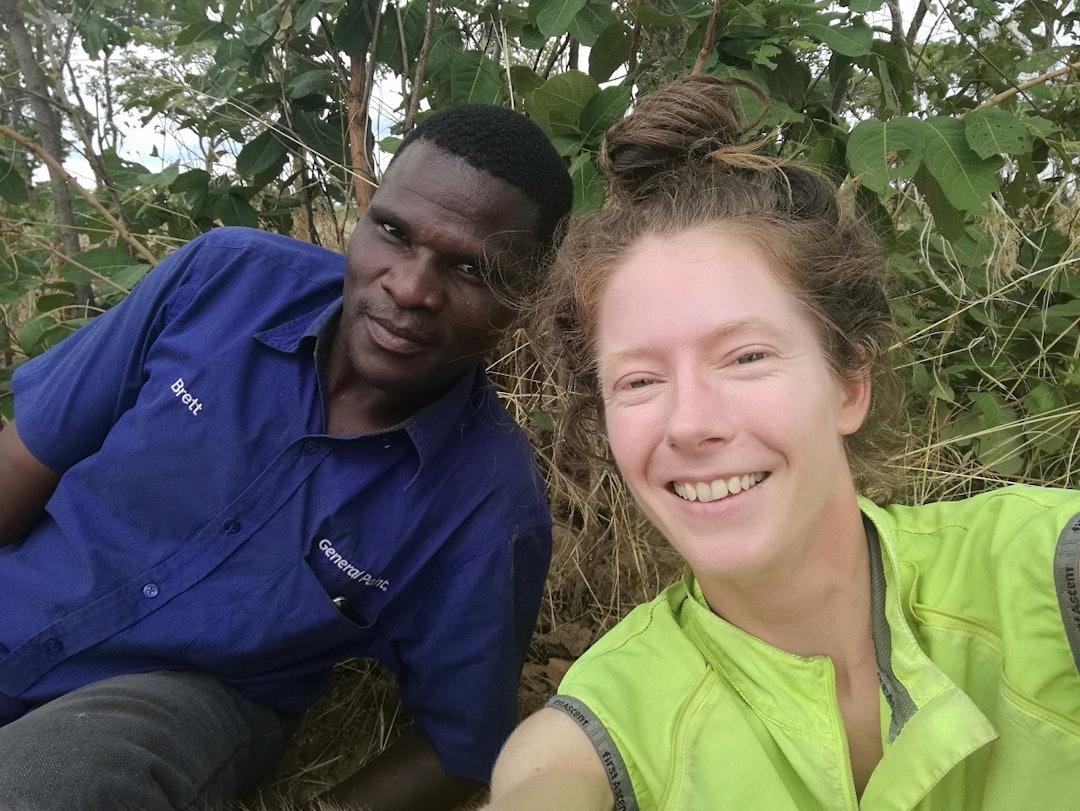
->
<box><xmin>252</xmin><ymin>299</ymin><xmax>489</xmax><ymax>469</ymax></box>
<box><xmin>678</xmin><ymin>502</ymin><xmax>996</xmax><ymax>749</ymax></box>
<box><xmin>254</xmin><ymin>298</ymin><xmax>340</xmax><ymax>353</ymax></box>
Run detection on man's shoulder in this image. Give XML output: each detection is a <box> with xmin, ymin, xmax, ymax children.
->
<box><xmin>179</xmin><ymin>227</ymin><xmax>345</xmax><ymax>288</ymax></box>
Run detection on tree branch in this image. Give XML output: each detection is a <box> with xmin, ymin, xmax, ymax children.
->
<box><xmin>0</xmin><ymin>123</ymin><xmax>158</xmax><ymax>267</ymax></box>
<box><xmin>692</xmin><ymin>0</ymin><xmax>724</xmax><ymax>75</ymax></box>
<box><xmin>404</xmin><ymin>0</ymin><xmax>438</xmax><ymax>134</ymax></box>
<box><xmin>976</xmin><ymin>61</ymin><xmax>1080</xmax><ymax>109</ymax></box>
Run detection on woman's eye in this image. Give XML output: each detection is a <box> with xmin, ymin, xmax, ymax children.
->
<box><xmin>736</xmin><ymin>351</ymin><xmax>766</xmax><ymax>364</ymax></box>
<box><xmin>380</xmin><ymin>222</ymin><xmax>404</xmax><ymax>240</ymax></box>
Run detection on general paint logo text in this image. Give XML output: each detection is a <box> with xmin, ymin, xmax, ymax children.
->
<box><xmin>319</xmin><ymin>539</ymin><xmax>389</xmax><ymax>591</ymax></box>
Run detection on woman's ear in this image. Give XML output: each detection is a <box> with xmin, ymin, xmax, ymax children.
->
<box><xmin>837</xmin><ymin>362</ymin><xmax>872</xmax><ymax>437</ymax></box>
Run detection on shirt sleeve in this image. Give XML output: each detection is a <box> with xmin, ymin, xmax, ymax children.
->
<box><xmin>11</xmin><ymin>235</ymin><xmax>210</xmax><ymax>472</ymax></box>
<box><xmin>391</xmin><ymin>519</ymin><xmax>552</xmax><ymax>783</ymax></box>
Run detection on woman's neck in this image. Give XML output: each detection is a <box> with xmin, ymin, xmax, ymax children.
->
<box><xmin>696</xmin><ymin>496</ymin><xmax>873</xmax><ymax>665</ymax></box>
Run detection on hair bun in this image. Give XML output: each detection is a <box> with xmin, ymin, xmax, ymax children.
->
<box><xmin>600</xmin><ymin>75</ymin><xmax>768</xmax><ymax>202</ymax></box>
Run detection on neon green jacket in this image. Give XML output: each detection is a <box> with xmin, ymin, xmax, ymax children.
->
<box><xmin>551</xmin><ymin>485</ymin><xmax>1080</xmax><ymax>810</ymax></box>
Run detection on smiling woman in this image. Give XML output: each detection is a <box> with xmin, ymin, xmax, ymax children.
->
<box><xmin>481</xmin><ymin>74</ymin><xmax>1080</xmax><ymax>811</ymax></box>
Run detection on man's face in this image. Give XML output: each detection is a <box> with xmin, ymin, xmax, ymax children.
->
<box><xmin>339</xmin><ymin>140</ymin><xmax>541</xmax><ymax>401</ymax></box>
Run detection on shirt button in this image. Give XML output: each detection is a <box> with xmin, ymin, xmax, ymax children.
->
<box><xmin>381</xmin><ymin>438</ymin><xmax>391</xmax><ymax>449</ymax></box>
<box><xmin>223</xmin><ymin>519</ymin><xmax>241</xmax><ymax>534</ymax></box>
<box><xmin>302</xmin><ymin>439</ymin><xmax>318</xmax><ymax>454</ymax></box>
<box><xmin>142</xmin><ymin>583</ymin><xmax>159</xmax><ymax>598</ymax></box>
<box><xmin>43</xmin><ymin>638</ymin><xmax>62</xmax><ymax>656</ymax></box>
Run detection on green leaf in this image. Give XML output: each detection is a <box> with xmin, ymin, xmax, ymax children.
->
<box><xmin>292</xmin><ymin>0</ymin><xmax>326</xmax><ymax>31</ymax></box>
<box><xmin>967</xmin><ymin>393</ymin><xmax>1026</xmax><ymax>475</ymax></box>
<box><xmin>921</xmin><ymin>116</ymin><xmax>1000</xmax><ymax>214</ymax></box>
<box><xmin>445</xmin><ymin>50</ymin><xmax>503</xmax><ymax>105</ymax></box>
<box><xmin>800</xmin><ymin>18</ymin><xmax>873</xmax><ymax>57</ymax></box>
<box><xmin>948</xmin><ymin>227</ymin><xmax>995</xmax><ymax>269</ymax></box>
<box><xmin>518</xmin><ymin>23</ymin><xmax>549</xmax><ymax>50</ymax></box>
<box><xmin>846</xmin><ymin>117</ymin><xmax>926</xmax><ymax>195</ymax></box>
<box><xmin>846</xmin><ymin>0</ymin><xmax>885</xmax><ymax>11</ymax></box>
<box><xmin>58</xmin><ymin>246</ymin><xmax>136</xmax><ymax>287</ymax></box>
<box><xmin>579</xmin><ymin>85</ymin><xmax>631</xmax><ymax>147</ymax></box>
<box><xmin>170</xmin><ymin>169</ymin><xmax>212</xmax><ymax>195</ymax></box>
<box><xmin>287</xmin><ymin>69</ymin><xmax>333</xmax><ymax>99</ymax></box>
<box><xmin>634</xmin><ymin>5</ymin><xmax>680</xmax><ymax>27</ymax></box>
<box><xmin>568</xmin><ymin>2</ymin><xmax>619</xmax><ymax>46</ymax></box>
<box><xmin>509</xmin><ymin>65</ymin><xmax>544</xmax><ymax>97</ymax></box>
<box><xmin>175</xmin><ymin>20</ymin><xmax>230</xmax><ymax>47</ymax></box>
<box><xmin>109</xmin><ymin>264</ymin><xmax>153</xmax><ymax>291</ymax></box>
<box><xmin>913</xmin><ymin>164</ymin><xmax>965</xmax><ymax>241</ymax></box>
<box><xmin>35</xmin><ymin>293</ymin><xmax>76</xmax><ymax>314</ymax></box>
<box><xmin>18</xmin><ymin>316</ymin><xmax>77</xmax><ymax>357</ymax></box>
<box><xmin>528</xmin><ymin>411</ymin><xmax>556</xmax><ymax>433</ymax></box>
<box><xmin>525</xmin><ymin>71</ymin><xmax>600</xmax><ymax>138</ymax></box>
<box><xmin>236</xmin><ymin>129</ymin><xmax>289</xmax><ymax>179</ymax></box>
<box><xmin>338</xmin><ymin>0</ymin><xmax>382</xmax><ymax>58</ymax></box>
<box><xmin>0</xmin><ymin>156</ymin><xmax>29</xmax><ymax>205</ymax></box>
<box><xmin>1025</xmin><ymin>382</ymin><xmax>1066</xmax><ymax>416</ymax></box>
<box><xmin>535</xmin><ymin>0</ymin><xmax>588</xmax><ymax>39</ymax></box>
<box><xmin>379</xmin><ymin>136</ymin><xmax>403</xmax><ymax>156</ymax></box>
<box><xmin>569</xmin><ymin>152</ymin><xmax>604</xmax><ymax>214</ymax></box>
<box><xmin>588</xmin><ymin>23</ymin><xmax>631</xmax><ymax>83</ymax></box>
<box><xmin>211</xmin><ymin>191</ymin><xmax>259</xmax><ymax>228</ymax></box>
<box><xmin>868</xmin><ymin>39</ymin><xmax>916</xmax><ymax>116</ymax></box>
<box><xmin>964</xmin><ymin>108</ymin><xmax>1032</xmax><ymax>159</ymax></box>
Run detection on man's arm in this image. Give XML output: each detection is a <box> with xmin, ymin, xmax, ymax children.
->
<box><xmin>482</xmin><ymin>708</ymin><xmax>613</xmax><ymax>811</ymax></box>
<box><xmin>316</xmin><ymin>726</ymin><xmax>482</xmax><ymax>811</ymax></box>
<box><xmin>0</xmin><ymin>420</ymin><xmax>60</xmax><ymax>546</ymax></box>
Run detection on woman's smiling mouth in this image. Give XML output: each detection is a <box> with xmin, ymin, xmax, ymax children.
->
<box><xmin>672</xmin><ymin>472</ymin><xmax>768</xmax><ymax>503</ymax></box>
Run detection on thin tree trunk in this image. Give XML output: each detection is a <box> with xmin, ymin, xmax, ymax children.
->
<box><xmin>347</xmin><ymin>54</ymin><xmax>376</xmax><ymax>213</ymax></box>
<box><xmin>0</xmin><ymin>0</ymin><xmax>93</xmax><ymax>308</ymax></box>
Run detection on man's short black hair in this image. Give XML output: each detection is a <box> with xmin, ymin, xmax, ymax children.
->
<box><xmin>392</xmin><ymin>104</ymin><xmax>573</xmax><ymax>252</ymax></box>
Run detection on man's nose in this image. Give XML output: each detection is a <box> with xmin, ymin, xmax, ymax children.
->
<box><xmin>383</xmin><ymin>253</ymin><xmax>444</xmax><ymax>310</ymax></box>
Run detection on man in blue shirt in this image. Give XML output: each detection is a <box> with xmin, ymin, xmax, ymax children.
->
<box><xmin>0</xmin><ymin>103</ymin><xmax>572</xmax><ymax>810</ymax></box>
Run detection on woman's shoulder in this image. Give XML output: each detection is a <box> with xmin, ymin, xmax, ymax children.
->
<box><xmin>565</xmin><ymin>578</ymin><xmax>697</xmax><ymax>666</ymax></box>
<box><xmin>864</xmin><ymin>484</ymin><xmax>1080</xmax><ymax>553</ymax></box>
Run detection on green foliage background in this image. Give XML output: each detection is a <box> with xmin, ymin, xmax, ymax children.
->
<box><xmin>1</xmin><ymin>0</ymin><xmax>1078</xmax><ymax>497</ymax></box>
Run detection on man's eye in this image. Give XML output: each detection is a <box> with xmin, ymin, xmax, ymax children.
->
<box><xmin>736</xmin><ymin>351</ymin><xmax>766</xmax><ymax>364</ymax></box>
<box><xmin>628</xmin><ymin>377</ymin><xmax>653</xmax><ymax>389</ymax></box>
<box><xmin>453</xmin><ymin>262</ymin><xmax>490</xmax><ymax>286</ymax></box>
<box><xmin>380</xmin><ymin>222</ymin><xmax>404</xmax><ymax>239</ymax></box>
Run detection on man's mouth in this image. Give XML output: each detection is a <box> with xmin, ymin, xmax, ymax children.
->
<box><xmin>672</xmin><ymin>472</ymin><xmax>768</xmax><ymax>503</ymax></box>
<box><xmin>367</xmin><ymin>314</ymin><xmax>433</xmax><ymax>351</ymax></box>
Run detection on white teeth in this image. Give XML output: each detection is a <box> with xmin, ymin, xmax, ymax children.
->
<box><xmin>674</xmin><ymin>472</ymin><xmax>766</xmax><ymax>503</ymax></box>
<box><xmin>674</xmin><ymin>482</ymin><xmax>697</xmax><ymax>501</ymax></box>
<box><xmin>710</xmin><ymin>478</ymin><xmax>728</xmax><ymax>500</ymax></box>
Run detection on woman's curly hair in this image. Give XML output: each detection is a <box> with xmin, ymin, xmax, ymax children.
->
<box><xmin>532</xmin><ymin>74</ymin><xmax>908</xmax><ymax>502</ymax></box>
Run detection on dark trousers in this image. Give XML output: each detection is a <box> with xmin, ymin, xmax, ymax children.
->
<box><xmin>0</xmin><ymin>671</ymin><xmax>290</xmax><ymax>810</ymax></box>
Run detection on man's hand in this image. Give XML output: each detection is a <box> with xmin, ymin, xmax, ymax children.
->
<box><xmin>0</xmin><ymin>421</ymin><xmax>60</xmax><ymax>546</ymax></box>
<box><xmin>315</xmin><ymin>726</ymin><xmax>482</xmax><ymax>811</ymax></box>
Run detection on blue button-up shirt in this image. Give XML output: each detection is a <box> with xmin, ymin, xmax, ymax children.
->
<box><xmin>3</xmin><ymin>227</ymin><xmax>552</xmax><ymax>781</ymax></box>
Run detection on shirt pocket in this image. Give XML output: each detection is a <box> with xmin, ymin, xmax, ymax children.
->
<box><xmin>182</xmin><ymin>555</ymin><xmax>377</xmax><ymax>679</ymax></box>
